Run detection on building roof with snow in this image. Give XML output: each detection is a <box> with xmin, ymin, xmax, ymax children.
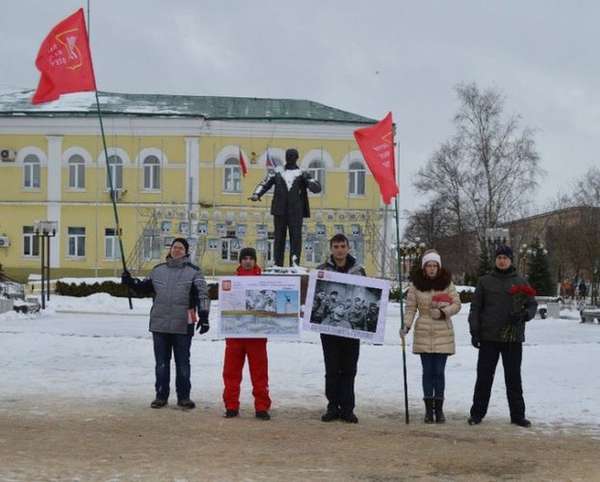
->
<box><xmin>0</xmin><ymin>89</ymin><xmax>376</xmax><ymax>125</ymax></box>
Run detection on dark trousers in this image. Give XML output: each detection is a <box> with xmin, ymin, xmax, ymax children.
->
<box><xmin>420</xmin><ymin>353</ymin><xmax>448</xmax><ymax>399</ymax></box>
<box><xmin>470</xmin><ymin>341</ymin><xmax>525</xmax><ymax>420</ymax></box>
<box><xmin>153</xmin><ymin>330</ymin><xmax>193</xmax><ymax>401</ymax></box>
<box><xmin>273</xmin><ymin>213</ymin><xmax>302</xmax><ymax>267</ymax></box>
<box><xmin>320</xmin><ymin>334</ymin><xmax>360</xmax><ymax>415</ymax></box>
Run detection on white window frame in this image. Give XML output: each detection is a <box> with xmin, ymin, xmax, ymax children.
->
<box><xmin>143</xmin><ymin>234</ymin><xmax>162</xmax><ymax>260</ymax></box>
<box><xmin>68</xmin><ymin>154</ymin><xmax>86</xmax><ymax>190</ymax></box>
<box><xmin>104</xmin><ymin>228</ymin><xmax>121</xmax><ymax>260</ymax></box>
<box><xmin>143</xmin><ymin>155</ymin><xmax>161</xmax><ymax>191</ymax></box>
<box><xmin>348</xmin><ymin>161</ymin><xmax>366</xmax><ymax>196</ymax></box>
<box><xmin>23</xmin><ymin>154</ymin><xmax>41</xmax><ymax>189</ymax></box>
<box><xmin>307</xmin><ymin>160</ymin><xmax>326</xmax><ymax>193</ymax></box>
<box><xmin>221</xmin><ymin>238</ymin><xmax>240</xmax><ymax>262</ymax></box>
<box><xmin>67</xmin><ymin>227</ymin><xmax>86</xmax><ymax>258</ymax></box>
<box><xmin>223</xmin><ymin>158</ymin><xmax>241</xmax><ymax>193</ymax></box>
<box><xmin>22</xmin><ymin>226</ymin><xmax>40</xmax><ymax>257</ymax></box>
<box><xmin>106</xmin><ymin>155</ymin><xmax>123</xmax><ymax>190</ymax></box>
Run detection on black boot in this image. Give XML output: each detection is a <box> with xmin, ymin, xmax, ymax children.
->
<box><xmin>434</xmin><ymin>398</ymin><xmax>446</xmax><ymax>423</ymax></box>
<box><xmin>150</xmin><ymin>398</ymin><xmax>167</xmax><ymax>409</ymax></box>
<box><xmin>177</xmin><ymin>399</ymin><xmax>196</xmax><ymax>409</ymax></box>
<box><xmin>424</xmin><ymin>398</ymin><xmax>434</xmax><ymax>424</ymax></box>
<box><xmin>511</xmin><ymin>417</ymin><xmax>531</xmax><ymax>427</ymax></box>
<box><xmin>321</xmin><ymin>409</ymin><xmax>340</xmax><ymax>422</ymax></box>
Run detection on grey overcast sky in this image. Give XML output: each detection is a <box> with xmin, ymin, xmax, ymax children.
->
<box><xmin>1</xmin><ymin>0</ymin><xmax>598</xmax><ymax>217</ymax></box>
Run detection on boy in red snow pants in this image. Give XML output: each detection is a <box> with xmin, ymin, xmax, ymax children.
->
<box><xmin>223</xmin><ymin>247</ymin><xmax>272</xmax><ymax>420</ymax></box>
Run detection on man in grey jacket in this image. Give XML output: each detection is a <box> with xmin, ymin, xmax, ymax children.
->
<box><xmin>122</xmin><ymin>237</ymin><xmax>210</xmax><ymax>409</ymax></box>
<box><xmin>468</xmin><ymin>245</ymin><xmax>537</xmax><ymax>427</ymax></box>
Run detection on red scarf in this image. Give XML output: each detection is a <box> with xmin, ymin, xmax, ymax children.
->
<box><xmin>236</xmin><ymin>265</ymin><xmax>262</xmax><ymax>276</ymax></box>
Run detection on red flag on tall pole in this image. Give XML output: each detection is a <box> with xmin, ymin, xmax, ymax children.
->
<box><xmin>32</xmin><ymin>8</ymin><xmax>96</xmax><ymax>104</ymax></box>
<box><xmin>353</xmin><ymin>112</ymin><xmax>399</xmax><ymax>205</ymax></box>
<box><xmin>239</xmin><ymin>147</ymin><xmax>248</xmax><ymax>176</ymax></box>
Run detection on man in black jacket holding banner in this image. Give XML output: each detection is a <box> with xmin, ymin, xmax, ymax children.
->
<box><xmin>317</xmin><ymin>234</ymin><xmax>366</xmax><ymax>424</ymax></box>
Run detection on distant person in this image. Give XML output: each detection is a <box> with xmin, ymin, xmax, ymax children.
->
<box><xmin>400</xmin><ymin>249</ymin><xmax>461</xmax><ymax>423</ymax></box>
<box><xmin>578</xmin><ymin>280</ymin><xmax>588</xmax><ymax>300</ymax></box>
<box><xmin>468</xmin><ymin>245</ymin><xmax>538</xmax><ymax>427</ymax></box>
<box><xmin>222</xmin><ymin>247</ymin><xmax>272</xmax><ymax>420</ymax></box>
<box><xmin>121</xmin><ymin>237</ymin><xmax>210</xmax><ymax>410</ymax></box>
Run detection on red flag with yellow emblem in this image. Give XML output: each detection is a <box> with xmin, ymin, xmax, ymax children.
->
<box><xmin>32</xmin><ymin>8</ymin><xmax>96</xmax><ymax>104</ymax></box>
<box><xmin>353</xmin><ymin>112</ymin><xmax>399</xmax><ymax>204</ymax></box>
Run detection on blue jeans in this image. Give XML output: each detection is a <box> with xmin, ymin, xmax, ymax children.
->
<box><xmin>420</xmin><ymin>353</ymin><xmax>448</xmax><ymax>399</ymax></box>
<box><xmin>153</xmin><ymin>330</ymin><xmax>193</xmax><ymax>401</ymax></box>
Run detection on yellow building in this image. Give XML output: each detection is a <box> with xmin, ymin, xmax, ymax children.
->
<box><xmin>0</xmin><ymin>90</ymin><xmax>387</xmax><ymax>280</ymax></box>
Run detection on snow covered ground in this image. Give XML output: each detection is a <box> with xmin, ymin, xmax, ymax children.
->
<box><xmin>1</xmin><ymin>294</ymin><xmax>599</xmax><ymax>433</ymax></box>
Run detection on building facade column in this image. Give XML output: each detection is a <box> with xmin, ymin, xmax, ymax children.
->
<box><xmin>185</xmin><ymin>137</ymin><xmax>200</xmax><ymax>206</ymax></box>
<box><xmin>46</xmin><ymin>135</ymin><xmax>62</xmax><ymax>268</ymax></box>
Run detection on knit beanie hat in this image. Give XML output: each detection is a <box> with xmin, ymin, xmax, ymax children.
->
<box><xmin>421</xmin><ymin>249</ymin><xmax>442</xmax><ymax>268</ymax></box>
<box><xmin>239</xmin><ymin>247</ymin><xmax>257</xmax><ymax>262</ymax></box>
<box><xmin>495</xmin><ymin>245</ymin><xmax>513</xmax><ymax>260</ymax></box>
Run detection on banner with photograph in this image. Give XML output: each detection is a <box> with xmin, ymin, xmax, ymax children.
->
<box><xmin>303</xmin><ymin>270</ymin><xmax>390</xmax><ymax>343</ymax></box>
<box><xmin>218</xmin><ymin>276</ymin><xmax>301</xmax><ymax>338</ymax></box>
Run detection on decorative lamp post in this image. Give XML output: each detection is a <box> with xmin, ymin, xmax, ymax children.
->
<box><xmin>33</xmin><ymin>221</ymin><xmax>57</xmax><ymax>310</ymax></box>
<box><xmin>397</xmin><ymin>239</ymin><xmax>427</xmax><ymax>282</ymax></box>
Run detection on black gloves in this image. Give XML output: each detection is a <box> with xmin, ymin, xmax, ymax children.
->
<box><xmin>471</xmin><ymin>336</ymin><xmax>480</xmax><ymax>349</ymax></box>
<box><xmin>121</xmin><ymin>271</ymin><xmax>135</xmax><ymax>286</ymax></box>
<box><xmin>196</xmin><ymin>310</ymin><xmax>210</xmax><ymax>334</ymax></box>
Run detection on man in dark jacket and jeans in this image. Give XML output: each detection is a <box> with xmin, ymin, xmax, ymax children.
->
<box><xmin>318</xmin><ymin>233</ymin><xmax>366</xmax><ymax>424</ymax></box>
<box><xmin>468</xmin><ymin>245</ymin><xmax>537</xmax><ymax>427</ymax></box>
<box><xmin>122</xmin><ymin>237</ymin><xmax>210</xmax><ymax>409</ymax></box>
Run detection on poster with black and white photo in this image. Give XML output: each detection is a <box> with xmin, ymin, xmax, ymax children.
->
<box><xmin>218</xmin><ymin>276</ymin><xmax>300</xmax><ymax>338</ymax></box>
<box><xmin>303</xmin><ymin>270</ymin><xmax>390</xmax><ymax>343</ymax></box>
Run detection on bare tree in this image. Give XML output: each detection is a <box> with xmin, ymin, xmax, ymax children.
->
<box><xmin>403</xmin><ymin>196</ymin><xmax>450</xmax><ymax>246</ymax></box>
<box><xmin>412</xmin><ymin>83</ymin><xmax>542</xmax><ymax>244</ymax></box>
<box><xmin>573</xmin><ymin>166</ymin><xmax>600</xmax><ymax>207</ymax></box>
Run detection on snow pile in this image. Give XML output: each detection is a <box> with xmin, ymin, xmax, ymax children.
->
<box><xmin>46</xmin><ymin>293</ymin><xmax>152</xmax><ymax>315</ymax></box>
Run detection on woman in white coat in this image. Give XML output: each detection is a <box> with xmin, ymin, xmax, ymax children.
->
<box><xmin>401</xmin><ymin>250</ymin><xmax>461</xmax><ymax>423</ymax></box>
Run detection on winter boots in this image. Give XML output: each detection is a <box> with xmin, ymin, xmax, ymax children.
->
<box><xmin>150</xmin><ymin>398</ymin><xmax>167</xmax><ymax>409</ymax></box>
<box><xmin>434</xmin><ymin>398</ymin><xmax>446</xmax><ymax>424</ymax></box>
<box><xmin>340</xmin><ymin>412</ymin><xmax>359</xmax><ymax>424</ymax></box>
<box><xmin>321</xmin><ymin>409</ymin><xmax>340</xmax><ymax>422</ymax></box>
<box><xmin>424</xmin><ymin>398</ymin><xmax>435</xmax><ymax>424</ymax></box>
<box><xmin>177</xmin><ymin>399</ymin><xmax>196</xmax><ymax>409</ymax></box>
<box><xmin>511</xmin><ymin>417</ymin><xmax>532</xmax><ymax>427</ymax></box>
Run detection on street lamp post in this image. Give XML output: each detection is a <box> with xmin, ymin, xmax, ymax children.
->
<box><xmin>34</xmin><ymin>221</ymin><xmax>57</xmax><ymax>310</ymax></box>
<box><xmin>518</xmin><ymin>240</ymin><xmax>548</xmax><ymax>278</ymax></box>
